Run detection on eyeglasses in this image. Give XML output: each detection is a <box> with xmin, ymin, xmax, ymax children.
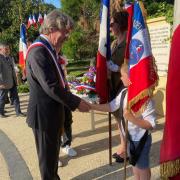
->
<box><xmin>110</xmin><ymin>22</ymin><xmax>115</xmax><ymax>27</ymax></box>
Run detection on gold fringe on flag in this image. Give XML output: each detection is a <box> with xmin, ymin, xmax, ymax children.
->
<box><xmin>128</xmin><ymin>82</ymin><xmax>158</xmax><ymax>115</ymax></box>
<box><xmin>124</xmin><ymin>57</ymin><xmax>158</xmax><ymax>115</ymax></box>
<box><xmin>160</xmin><ymin>158</ymin><xmax>180</xmax><ymax>179</ymax></box>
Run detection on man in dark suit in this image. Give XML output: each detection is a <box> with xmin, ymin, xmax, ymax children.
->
<box><xmin>26</xmin><ymin>10</ymin><xmax>90</xmax><ymax>180</ymax></box>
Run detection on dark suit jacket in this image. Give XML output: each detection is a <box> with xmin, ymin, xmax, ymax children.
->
<box><xmin>0</xmin><ymin>54</ymin><xmax>17</xmax><ymax>89</ymax></box>
<box><xmin>26</xmin><ymin>37</ymin><xmax>81</xmax><ymax>132</ymax></box>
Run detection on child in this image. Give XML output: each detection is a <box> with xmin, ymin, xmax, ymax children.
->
<box><xmin>90</xmin><ymin>63</ymin><xmax>156</xmax><ymax>180</ymax></box>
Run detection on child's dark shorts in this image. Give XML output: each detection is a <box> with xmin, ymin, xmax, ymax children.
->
<box><xmin>132</xmin><ymin>134</ymin><xmax>152</xmax><ymax>169</ymax></box>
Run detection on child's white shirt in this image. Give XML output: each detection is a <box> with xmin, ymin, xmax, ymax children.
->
<box><xmin>109</xmin><ymin>89</ymin><xmax>156</xmax><ymax>141</ymax></box>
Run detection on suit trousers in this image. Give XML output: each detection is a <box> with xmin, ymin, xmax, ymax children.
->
<box><xmin>8</xmin><ymin>85</ymin><xmax>21</xmax><ymax>115</ymax></box>
<box><xmin>0</xmin><ymin>89</ymin><xmax>8</xmax><ymax>115</ymax></box>
<box><xmin>33</xmin><ymin>128</ymin><xmax>61</xmax><ymax>180</ymax></box>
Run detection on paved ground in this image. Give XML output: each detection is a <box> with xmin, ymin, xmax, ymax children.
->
<box><xmin>0</xmin><ymin>93</ymin><xmax>164</xmax><ymax>180</ymax></box>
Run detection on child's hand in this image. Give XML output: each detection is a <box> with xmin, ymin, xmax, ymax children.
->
<box><xmin>123</xmin><ymin>109</ymin><xmax>136</xmax><ymax>123</ymax></box>
<box><xmin>86</xmin><ymin>101</ymin><xmax>94</xmax><ymax>110</ymax></box>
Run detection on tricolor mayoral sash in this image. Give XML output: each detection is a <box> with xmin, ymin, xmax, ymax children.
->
<box><xmin>26</xmin><ymin>37</ymin><xmax>65</xmax><ymax>88</ymax></box>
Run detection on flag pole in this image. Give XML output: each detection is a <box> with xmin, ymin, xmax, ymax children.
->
<box><xmin>123</xmin><ymin>119</ymin><xmax>128</xmax><ymax>180</ymax></box>
<box><xmin>108</xmin><ymin>112</ymin><xmax>112</xmax><ymax>165</ymax></box>
<box><xmin>108</xmin><ymin>1</ymin><xmax>112</xmax><ymax>166</ymax></box>
<box><xmin>18</xmin><ymin>3</ymin><xmax>22</xmax><ymax>24</ymax></box>
<box><xmin>108</xmin><ymin>0</ymin><xmax>125</xmax><ymax>167</ymax></box>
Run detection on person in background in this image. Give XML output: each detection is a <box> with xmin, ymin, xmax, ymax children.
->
<box><xmin>0</xmin><ymin>43</ymin><xmax>11</xmax><ymax>117</ymax></box>
<box><xmin>26</xmin><ymin>10</ymin><xmax>90</xmax><ymax>180</ymax></box>
<box><xmin>90</xmin><ymin>63</ymin><xmax>156</xmax><ymax>180</ymax></box>
<box><xmin>56</xmin><ymin>54</ymin><xmax>77</xmax><ymax>167</ymax></box>
<box><xmin>107</xmin><ymin>10</ymin><xmax>129</xmax><ymax>162</ymax></box>
<box><xmin>58</xmin><ymin>55</ymin><xmax>77</xmax><ymax>157</ymax></box>
<box><xmin>6</xmin><ymin>45</ymin><xmax>20</xmax><ymax>105</ymax></box>
<box><xmin>0</xmin><ymin>43</ymin><xmax>25</xmax><ymax>118</ymax></box>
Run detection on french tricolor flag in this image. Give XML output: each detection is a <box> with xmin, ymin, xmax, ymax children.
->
<box><xmin>44</xmin><ymin>13</ymin><xmax>47</xmax><ymax>19</ymax></box>
<box><xmin>19</xmin><ymin>23</ymin><xmax>27</xmax><ymax>70</ymax></box>
<box><xmin>96</xmin><ymin>0</ymin><xmax>110</xmax><ymax>103</ymax></box>
<box><xmin>32</xmin><ymin>15</ymin><xmax>38</xmax><ymax>29</ymax></box>
<box><xmin>27</xmin><ymin>15</ymin><xmax>33</xmax><ymax>29</ymax></box>
<box><xmin>127</xmin><ymin>1</ymin><xmax>158</xmax><ymax>113</ymax></box>
<box><xmin>38</xmin><ymin>13</ymin><xmax>43</xmax><ymax>25</ymax></box>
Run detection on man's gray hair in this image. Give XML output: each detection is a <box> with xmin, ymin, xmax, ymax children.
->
<box><xmin>39</xmin><ymin>9</ymin><xmax>74</xmax><ymax>34</ymax></box>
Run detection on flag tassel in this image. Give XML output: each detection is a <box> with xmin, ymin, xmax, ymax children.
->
<box><xmin>160</xmin><ymin>159</ymin><xmax>180</xmax><ymax>179</ymax></box>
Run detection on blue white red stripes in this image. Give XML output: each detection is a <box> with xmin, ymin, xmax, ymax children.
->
<box><xmin>96</xmin><ymin>0</ymin><xmax>110</xmax><ymax>103</ymax></box>
<box><xmin>19</xmin><ymin>23</ymin><xmax>27</xmax><ymax>69</ymax></box>
<box><xmin>27</xmin><ymin>42</ymin><xmax>65</xmax><ymax>88</ymax></box>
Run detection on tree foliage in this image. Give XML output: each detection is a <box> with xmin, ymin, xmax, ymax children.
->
<box><xmin>61</xmin><ymin>0</ymin><xmax>174</xmax><ymax>60</ymax></box>
<box><xmin>0</xmin><ymin>0</ymin><xmax>174</xmax><ymax>61</ymax></box>
<box><xmin>61</xmin><ymin>0</ymin><xmax>100</xmax><ymax>60</ymax></box>
<box><xmin>0</xmin><ymin>0</ymin><xmax>54</xmax><ymax>60</ymax></box>
<box><xmin>144</xmin><ymin>0</ymin><xmax>174</xmax><ymax>24</ymax></box>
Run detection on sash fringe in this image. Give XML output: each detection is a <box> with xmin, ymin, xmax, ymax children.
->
<box><xmin>160</xmin><ymin>159</ymin><xmax>180</xmax><ymax>179</ymax></box>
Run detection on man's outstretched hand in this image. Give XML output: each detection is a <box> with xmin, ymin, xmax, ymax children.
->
<box><xmin>77</xmin><ymin>99</ymin><xmax>91</xmax><ymax>112</ymax></box>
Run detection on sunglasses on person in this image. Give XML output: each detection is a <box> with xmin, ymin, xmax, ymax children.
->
<box><xmin>110</xmin><ymin>22</ymin><xmax>116</xmax><ymax>27</ymax></box>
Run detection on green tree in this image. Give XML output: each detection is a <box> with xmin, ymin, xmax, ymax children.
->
<box><xmin>143</xmin><ymin>1</ymin><xmax>174</xmax><ymax>24</ymax></box>
<box><xmin>61</xmin><ymin>0</ymin><xmax>100</xmax><ymax>60</ymax></box>
<box><xmin>0</xmin><ymin>0</ymin><xmax>55</xmax><ymax>60</ymax></box>
<box><xmin>61</xmin><ymin>0</ymin><xmax>83</xmax><ymax>21</ymax></box>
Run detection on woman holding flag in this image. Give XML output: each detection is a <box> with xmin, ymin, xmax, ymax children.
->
<box><xmin>107</xmin><ymin>10</ymin><xmax>129</xmax><ymax>163</ymax></box>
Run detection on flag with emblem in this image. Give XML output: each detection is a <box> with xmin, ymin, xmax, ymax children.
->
<box><xmin>127</xmin><ymin>1</ymin><xmax>158</xmax><ymax>113</ymax></box>
<box><xmin>96</xmin><ymin>0</ymin><xmax>110</xmax><ymax>103</ymax></box>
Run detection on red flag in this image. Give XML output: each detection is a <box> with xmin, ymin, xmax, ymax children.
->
<box><xmin>124</xmin><ymin>2</ymin><xmax>134</xmax><ymax>61</ymax></box>
<box><xmin>19</xmin><ymin>23</ymin><xmax>27</xmax><ymax>70</ymax></box>
<box><xmin>160</xmin><ymin>25</ymin><xmax>180</xmax><ymax>180</ymax></box>
<box><xmin>127</xmin><ymin>1</ymin><xmax>158</xmax><ymax>113</ymax></box>
<box><xmin>96</xmin><ymin>0</ymin><xmax>110</xmax><ymax>103</ymax></box>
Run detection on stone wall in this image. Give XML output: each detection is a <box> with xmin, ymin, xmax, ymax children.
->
<box><xmin>147</xmin><ymin>17</ymin><xmax>171</xmax><ymax>116</ymax></box>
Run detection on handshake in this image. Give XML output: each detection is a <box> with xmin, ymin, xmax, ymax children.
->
<box><xmin>77</xmin><ymin>99</ymin><xmax>93</xmax><ymax>112</ymax></box>
<box><xmin>77</xmin><ymin>99</ymin><xmax>108</xmax><ymax>113</ymax></box>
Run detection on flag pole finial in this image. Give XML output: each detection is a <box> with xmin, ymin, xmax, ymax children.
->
<box><xmin>18</xmin><ymin>5</ymin><xmax>22</xmax><ymax>23</ymax></box>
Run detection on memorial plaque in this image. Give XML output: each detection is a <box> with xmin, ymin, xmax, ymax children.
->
<box><xmin>147</xmin><ymin>17</ymin><xmax>171</xmax><ymax>76</ymax></box>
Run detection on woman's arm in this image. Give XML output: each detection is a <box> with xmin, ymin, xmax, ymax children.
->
<box><xmin>123</xmin><ymin>109</ymin><xmax>153</xmax><ymax>130</ymax></box>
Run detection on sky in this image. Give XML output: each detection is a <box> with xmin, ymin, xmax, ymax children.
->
<box><xmin>44</xmin><ymin>0</ymin><xmax>61</xmax><ymax>8</ymax></box>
